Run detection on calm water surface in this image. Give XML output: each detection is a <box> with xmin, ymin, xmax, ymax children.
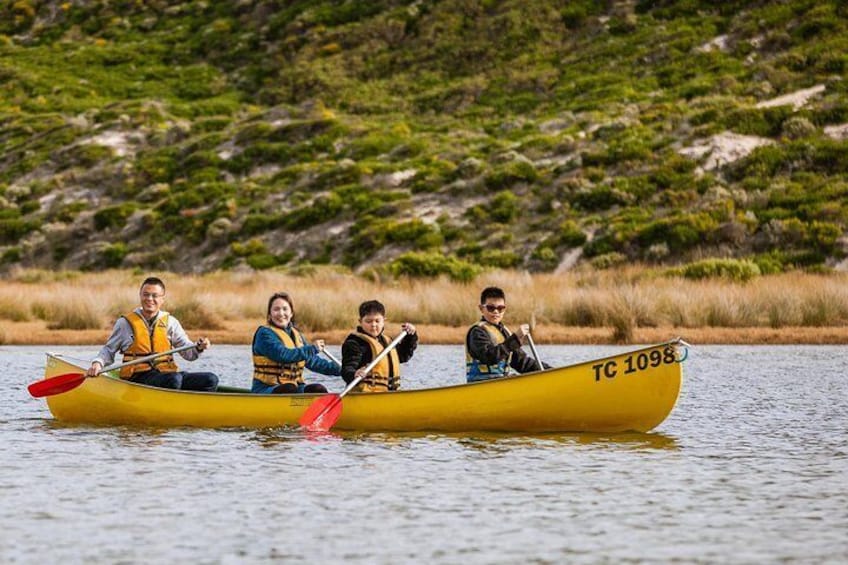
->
<box><xmin>1</xmin><ymin>344</ymin><xmax>846</xmax><ymax>563</ymax></box>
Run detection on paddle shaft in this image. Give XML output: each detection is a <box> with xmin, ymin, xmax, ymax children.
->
<box><xmin>322</xmin><ymin>349</ymin><xmax>341</xmax><ymax>367</ymax></box>
<box><xmin>526</xmin><ymin>333</ymin><xmax>543</xmax><ymax>370</ymax></box>
<box><xmin>96</xmin><ymin>343</ymin><xmax>200</xmax><ymax>375</ymax></box>
<box><xmin>338</xmin><ymin>329</ymin><xmax>409</xmax><ymax>399</ymax></box>
<box><xmin>28</xmin><ymin>343</ymin><xmax>201</xmax><ymax>398</ymax></box>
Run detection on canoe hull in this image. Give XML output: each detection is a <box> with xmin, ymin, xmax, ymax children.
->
<box><xmin>43</xmin><ymin>341</ymin><xmax>684</xmax><ymax>433</ymax></box>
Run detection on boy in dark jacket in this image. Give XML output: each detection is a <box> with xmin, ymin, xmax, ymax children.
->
<box><xmin>341</xmin><ymin>300</ymin><xmax>418</xmax><ymax>392</ymax></box>
<box><xmin>466</xmin><ymin>286</ymin><xmax>545</xmax><ymax>382</ymax></box>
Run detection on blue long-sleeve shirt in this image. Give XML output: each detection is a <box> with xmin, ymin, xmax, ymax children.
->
<box><xmin>251</xmin><ymin>325</ymin><xmax>340</xmax><ymax>393</ymax></box>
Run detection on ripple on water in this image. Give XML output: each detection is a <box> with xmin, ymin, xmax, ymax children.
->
<box><xmin>1</xmin><ymin>344</ymin><xmax>847</xmax><ymax>563</ymax></box>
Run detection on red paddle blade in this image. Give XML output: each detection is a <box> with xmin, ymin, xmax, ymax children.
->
<box><xmin>298</xmin><ymin>394</ymin><xmax>343</xmax><ymax>431</ymax></box>
<box><xmin>28</xmin><ymin>372</ymin><xmax>86</xmax><ymax>398</ymax></box>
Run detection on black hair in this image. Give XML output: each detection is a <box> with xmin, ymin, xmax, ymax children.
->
<box><xmin>480</xmin><ymin>286</ymin><xmax>505</xmax><ymax>304</ymax></box>
<box><xmin>358</xmin><ymin>299</ymin><xmax>386</xmax><ymax>318</ymax></box>
<box><xmin>140</xmin><ymin>276</ymin><xmax>166</xmax><ymax>292</ymax></box>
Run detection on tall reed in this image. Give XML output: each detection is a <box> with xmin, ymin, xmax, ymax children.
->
<box><xmin>1</xmin><ymin>268</ymin><xmax>847</xmax><ymax>339</ymax></box>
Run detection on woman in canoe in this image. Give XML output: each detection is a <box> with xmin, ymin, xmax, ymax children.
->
<box><xmin>251</xmin><ymin>292</ymin><xmax>341</xmax><ymax>394</ymax></box>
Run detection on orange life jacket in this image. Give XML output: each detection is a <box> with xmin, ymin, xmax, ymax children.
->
<box><xmin>119</xmin><ymin>311</ymin><xmax>179</xmax><ymax>379</ymax></box>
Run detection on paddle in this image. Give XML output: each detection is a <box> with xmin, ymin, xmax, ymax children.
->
<box><xmin>299</xmin><ymin>329</ymin><xmax>409</xmax><ymax>432</ymax></box>
<box><xmin>526</xmin><ymin>333</ymin><xmax>543</xmax><ymax>370</ymax></box>
<box><xmin>28</xmin><ymin>343</ymin><xmax>199</xmax><ymax>398</ymax></box>
<box><xmin>321</xmin><ymin>348</ymin><xmax>341</xmax><ymax>366</ymax></box>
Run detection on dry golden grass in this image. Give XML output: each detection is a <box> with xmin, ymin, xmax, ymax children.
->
<box><xmin>1</xmin><ymin>267</ymin><xmax>847</xmax><ymax>345</ymax></box>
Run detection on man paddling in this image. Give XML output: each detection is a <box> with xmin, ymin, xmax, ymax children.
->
<box><xmin>86</xmin><ymin>276</ymin><xmax>219</xmax><ymax>391</ymax></box>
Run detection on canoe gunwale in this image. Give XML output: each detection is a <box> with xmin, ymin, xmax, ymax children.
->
<box><xmin>47</xmin><ymin>338</ymin><xmax>689</xmax><ymax>396</ymax></box>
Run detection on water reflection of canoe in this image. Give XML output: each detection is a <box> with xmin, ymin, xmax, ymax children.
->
<box><xmin>41</xmin><ymin>340</ymin><xmax>686</xmax><ymax>433</ymax></box>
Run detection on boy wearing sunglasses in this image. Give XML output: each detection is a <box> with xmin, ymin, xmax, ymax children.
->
<box><xmin>465</xmin><ymin>286</ymin><xmax>544</xmax><ymax>382</ymax></box>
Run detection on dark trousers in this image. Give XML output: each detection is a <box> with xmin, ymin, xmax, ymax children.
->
<box><xmin>130</xmin><ymin>369</ymin><xmax>218</xmax><ymax>392</ymax></box>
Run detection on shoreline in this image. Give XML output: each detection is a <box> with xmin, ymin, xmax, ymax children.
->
<box><xmin>3</xmin><ymin>321</ymin><xmax>848</xmax><ymax>347</ymax></box>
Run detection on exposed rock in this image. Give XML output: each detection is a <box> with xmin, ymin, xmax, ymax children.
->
<box><xmin>697</xmin><ymin>34</ymin><xmax>730</xmax><ymax>53</ymax></box>
<box><xmin>374</xmin><ymin>169</ymin><xmax>417</xmax><ymax>188</ymax></box>
<box><xmin>493</xmin><ymin>150</ymin><xmax>533</xmax><ymax>165</ymax></box>
<box><xmin>756</xmin><ymin>84</ymin><xmax>825</xmax><ymax>110</ymax></box>
<box><xmin>824</xmin><ymin>123</ymin><xmax>848</xmax><ymax>140</ymax></box>
<box><xmin>80</xmin><ymin>130</ymin><xmax>137</xmax><ymax>157</ymax></box>
<box><xmin>679</xmin><ymin>132</ymin><xmax>774</xmax><ymax>170</ymax></box>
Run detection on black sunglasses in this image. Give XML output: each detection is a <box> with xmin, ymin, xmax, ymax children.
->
<box><xmin>483</xmin><ymin>304</ymin><xmax>506</xmax><ymax>313</ymax></box>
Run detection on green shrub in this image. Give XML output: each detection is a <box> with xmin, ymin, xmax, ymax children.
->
<box><xmin>676</xmin><ymin>258</ymin><xmax>762</xmax><ymax>281</ymax></box>
<box><xmin>478</xmin><ymin>249</ymin><xmax>521</xmax><ymax>269</ymax></box>
<box><xmin>531</xmin><ymin>246</ymin><xmax>558</xmax><ymax>270</ymax></box>
<box><xmin>246</xmin><ymin>253</ymin><xmax>279</xmax><ymax>270</ymax></box>
<box><xmin>231</xmin><ymin>239</ymin><xmax>268</xmax><ymax>257</ymax></box>
<box><xmin>387</xmin><ymin>252</ymin><xmax>481</xmax><ymax>282</ymax></box>
<box><xmin>590</xmin><ymin>252</ymin><xmax>627</xmax><ymax>270</ymax></box>
<box><xmin>0</xmin><ymin>218</ymin><xmax>39</xmax><ymax>244</ymax></box>
<box><xmin>136</xmin><ymin>149</ymin><xmax>179</xmax><ymax>184</ymax></box>
<box><xmin>173</xmin><ymin>65</ymin><xmax>225</xmax><ymax>100</ymax></box>
<box><xmin>101</xmin><ymin>242</ymin><xmax>128</xmax><ymax>268</ymax></box>
<box><xmin>93</xmin><ymin>204</ymin><xmax>138</xmax><ymax>231</ymax></box>
<box><xmin>241</xmin><ymin>214</ymin><xmax>284</xmax><ymax>236</ymax></box>
<box><xmin>386</xmin><ymin>219</ymin><xmax>433</xmax><ymax>243</ymax></box>
<box><xmin>66</xmin><ymin>144</ymin><xmax>113</xmax><ymax>168</ymax></box>
<box><xmin>723</xmin><ymin>106</ymin><xmax>794</xmax><ymax>137</ymax></box>
<box><xmin>806</xmin><ymin>220</ymin><xmax>842</xmax><ymax>253</ymax></box>
<box><xmin>1</xmin><ymin>246</ymin><xmax>21</xmax><ymax>264</ymax></box>
<box><xmin>283</xmin><ymin>193</ymin><xmax>344</xmax><ymax>230</ymax></box>
<box><xmin>484</xmin><ymin>160</ymin><xmax>538</xmax><ymax>190</ymax></box>
<box><xmin>573</xmin><ymin>186</ymin><xmax>630</xmax><ymax>211</ymax></box>
<box><xmin>489</xmin><ymin>191</ymin><xmax>520</xmax><ymax>223</ymax></box>
<box><xmin>637</xmin><ymin>213</ymin><xmax>719</xmax><ymax>253</ymax></box>
<box><xmin>753</xmin><ymin>253</ymin><xmax>786</xmax><ymax>275</ymax></box>
<box><xmin>782</xmin><ymin>117</ymin><xmax>817</xmax><ymax>139</ymax></box>
<box><xmin>560</xmin><ymin>220</ymin><xmax>588</xmax><ymax>247</ymax></box>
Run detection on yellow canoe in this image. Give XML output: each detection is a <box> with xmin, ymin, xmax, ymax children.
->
<box><xmin>41</xmin><ymin>339</ymin><xmax>686</xmax><ymax>433</ymax></box>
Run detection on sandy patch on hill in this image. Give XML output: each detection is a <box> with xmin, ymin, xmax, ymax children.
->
<box><xmin>756</xmin><ymin>84</ymin><xmax>825</xmax><ymax>110</ymax></box>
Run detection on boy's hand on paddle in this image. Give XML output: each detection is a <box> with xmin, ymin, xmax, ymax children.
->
<box><xmin>314</xmin><ymin>339</ymin><xmax>326</xmax><ymax>352</ymax></box>
<box><xmin>516</xmin><ymin>324</ymin><xmax>531</xmax><ymax>341</ymax></box>
<box><xmin>401</xmin><ymin>322</ymin><xmax>416</xmax><ymax>336</ymax></box>
<box><xmin>196</xmin><ymin>337</ymin><xmax>211</xmax><ymax>352</ymax></box>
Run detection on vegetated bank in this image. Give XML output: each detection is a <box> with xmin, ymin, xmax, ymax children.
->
<box><xmin>0</xmin><ymin>1</ymin><xmax>846</xmax><ymax>278</ymax></box>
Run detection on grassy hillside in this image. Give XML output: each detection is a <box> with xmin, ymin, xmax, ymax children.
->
<box><xmin>1</xmin><ymin>0</ymin><xmax>846</xmax><ymax>278</ymax></box>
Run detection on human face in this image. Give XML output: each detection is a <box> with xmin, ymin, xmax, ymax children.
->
<box><xmin>268</xmin><ymin>297</ymin><xmax>293</xmax><ymax>328</ymax></box>
<box><xmin>139</xmin><ymin>283</ymin><xmax>165</xmax><ymax>319</ymax></box>
<box><xmin>480</xmin><ymin>297</ymin><xmax>507</xmax><ymax>325</ymax></box>
<box><xmin>359</xmin><ymin>313</ymin><xmax>385</xmax><ymax>338</ymax></box>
